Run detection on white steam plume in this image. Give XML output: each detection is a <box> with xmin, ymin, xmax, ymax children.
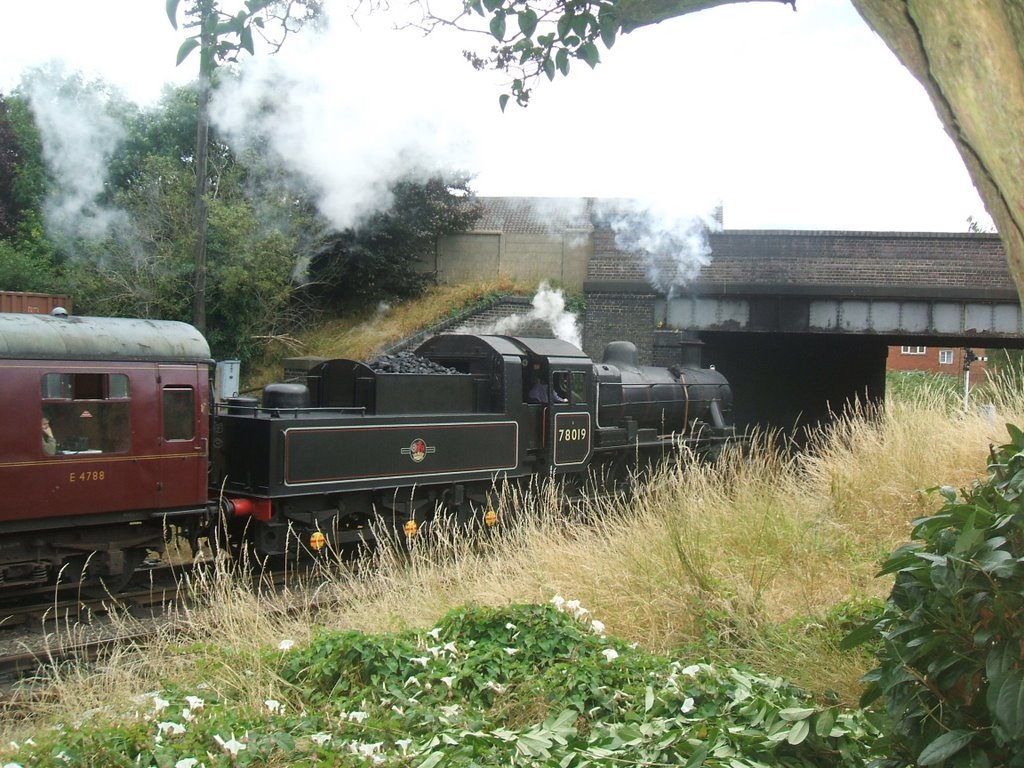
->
<box><xmin>468</xmin><ymin>282</ymin><xmax>582</xmax><ymax>349</ymax></box>
<box><xmin>595</xmin><ymin>198</ymin><xmax>720</xmax><ymax>294</ymax></box>
<box><xmin>209</xmin><ymin>13</ymin><xmax>488</xmax><ymax>231</ymax></box>
<box><xmin>26</xmin><ymin>67</ymin><xmax>128</xmax><ymax>243</ymax></box>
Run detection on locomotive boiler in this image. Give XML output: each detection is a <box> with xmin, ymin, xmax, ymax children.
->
<box><xmin>0</xmin><ymin>312</ymin><xmax>737</xmax><ymax>594</ymax></box>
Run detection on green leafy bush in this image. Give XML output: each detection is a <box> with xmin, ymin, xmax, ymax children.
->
<box><xmin>4</xmin><ymin>601</ymin><xmax>886</xmax><ymax>766</ymax></box>
<box><xmin>847</xmin><ymin>424</ymin><xmax>1024</xmax><ymax>766</ymax></box>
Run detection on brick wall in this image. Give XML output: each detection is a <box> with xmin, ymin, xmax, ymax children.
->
<box><xmin>886</xmin><ymin>345</ymin><xmax>989</xmax><ymax>382</ymax></box>
<box><xmin>583</xmin><ymin>292</ymin><xmax>657</xmax><ymax>363</ymax></box>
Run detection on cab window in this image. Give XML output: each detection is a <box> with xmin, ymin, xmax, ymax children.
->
<box><xmin>570</xmin><ymin>371</ymin><xmax>587</xmax><ymax>403</ymax></box>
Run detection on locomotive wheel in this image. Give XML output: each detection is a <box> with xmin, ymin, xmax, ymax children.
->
<box><xmin>80</xmin><ymin>547</ymin><xmax>147</xmax><ymax>598</ymax></box>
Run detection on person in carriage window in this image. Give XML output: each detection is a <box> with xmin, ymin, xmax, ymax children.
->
<box><xmin>41</xmin><ymin>416</ymin><xmax>57</xmax><ymax>456</ymax></box>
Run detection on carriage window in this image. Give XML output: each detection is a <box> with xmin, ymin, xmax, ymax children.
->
<box><xmin>163</xmin><ymin>387</ymin><xmax>194</xmax><ymax>441</ymax></box>
<box><xmin>570</xmin><ymin>371</ymin><xmax>587</xmax><ymax>404</ymax></box>
<box><xmin>40</xmin><ymin>372</ymin><xmax>131</xmax><ymax>454</ymax></box>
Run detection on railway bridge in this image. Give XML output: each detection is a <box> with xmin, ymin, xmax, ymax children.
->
<box><xmin>431</xmin><ymin>198</ymin><xmax>1020</xmax><ymax>431</ymax></box>
<box><xmin>584</xmin><ymin>229</ymin><xmax>1017</xmax><ymax>430</ymax></box>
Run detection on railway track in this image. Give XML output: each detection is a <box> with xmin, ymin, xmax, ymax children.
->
<box><xmin>0</xmin><ymin>559</ymin><xmax>301</xmax><ymax>697</ymax></box>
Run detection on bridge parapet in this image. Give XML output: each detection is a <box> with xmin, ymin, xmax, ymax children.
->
<box><xmin>586</xmin><ymin>229</ymin><xmax>1022</xmax><ymax>347</ymax></box>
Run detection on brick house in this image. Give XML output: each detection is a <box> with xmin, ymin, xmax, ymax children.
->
<box><xmin>886</xmin><ymin>345</ymin><xmax>989</xmax><ymax>382</ymax></box>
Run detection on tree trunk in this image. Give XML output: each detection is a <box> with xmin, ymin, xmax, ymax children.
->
<box><xmin>848</xmin><ymin>1</ymin><xmax>1024</xmax><ymax>299</ymax></box>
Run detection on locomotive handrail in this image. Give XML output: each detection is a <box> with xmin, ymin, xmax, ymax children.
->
<box><xmin>212</xmin><ymin>404</ymin><xmax>367</xmax><ymax>418</ymax></box>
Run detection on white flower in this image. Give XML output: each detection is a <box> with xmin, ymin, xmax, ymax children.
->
<box><xmin>600</xmin><ymin>648</ymin><xmax>619</xmax><ymax>662</ymax></box>
<box><xmin>396</xmin><ymin>738</ymin><xmax>412</xmax><ymax>753</ymax></box>
<box><xmin>22</xmin><ymin>741</ymin><xmax>33</xmax><ymax>748</ymax></box>
<box><xmin>185</xmin><ymin>695</ymin><xmax>205</xmax><ymax>710</ymax></box>
<box><xmin>426</xmin><ymin>646</ymin><xmax>442</xmax><ymax>658</ymax></box>
<box><xmin>590</xmin><ymin>620</ymin><xmax>606</xmax><ymax>634</ymax></box>
<box><xmin>56</xmin><ymin>754</ymin><xmax>72</xmax><ymax>765</ymax></box>
<box><xmin>175</xmin><ymin>759</ymin><xmax>201</xmax><ymax>768</ymax></box>
<box><xmin>440</xmin><ymin>704</ymin><xmax>461</xmax><ymax>717</ymax></box>
<box><xmin>440</xmin><ymin>676</ymin><xmax>456</xmax><ymax>688</ymax></box>
<box><xmin>551</xmin><ymin>595</ymin><xmax>566</xmax><ymax>610</ymax></box>
<box><xmin>681</xmin><ymin>664</ymin><xmax>701</xmax><ymax>677</ymax></box>
<box><xmin>277</xmin><ymin>639</ymin><xmax>295</xmax><ymax>651</ymax></box>
<box><xmin>411</xmin><ymin>656</ymin><xmax>430</xmax><ymax>667</ymax></box>
<box><xmin>565</xmin><ymin>599</ymin><xmax>582</xmax><ymax>613</ymax></box>
<box><xmin>681</xmin><ymin>697</ymin><xmax>695</xmax><ymax>714</ymax></box>
<box><xmin>503</xmin><ymin>647</ymin><xmax>519</xmax><ymax>655</ymax></box>
<box><xmin>265</xmin><ymin>699</ymin><xmax>283</xmax><ymax>714</ymax></box>
<box><xmin>345</xmin><ymin>710</ymin><xmax>370</xmax><ymax>723</ymax></box>
<box><xmin>157</xmin><ymin>721</ymin><xmax>186</xmax><ymax>736</ymax></box>
<box><xmin>484</xmin><ymin>681</ymin><xmax>507</xmax><ymax>694</ymax></box>
<box><xmin>311</xmin><ymin>732</ymin><xmax>331</xmax><ymax>746</ymax></box>
<box><xmin>182</xmin><ymin>708</ymin><xmax>195</xmax><ymax>722</ymax></box>
<box><xmin>443</xmin><ymin>641</ymin><xmax>458</xmax><ymax>655</ymax></box>
<box><xmin>152</xmin><ymin>696</ymin><xmax>170</xmax><ymax>713</ymax></box>
<box><xmin>505</xmin><ymin>622</ymin><xmax>517</xmax><ymax>630</ymax></box>
<box><xmin>213</xmin><ymin>733</ymin><xmax>246</xmax><ymax>758</ymax></box>
<box><xmin>404</xmin><ymin>676</ymin><xmax>421</xmax><ymax>688</ymax></box>
<box><xmin>426</xmin><ymin>627</ymin><xmax>442</xmax><ymax>639</ymax></box>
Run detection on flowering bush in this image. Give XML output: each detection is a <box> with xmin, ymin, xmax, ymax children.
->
<box><xmin>3</xmin><ymin>601</ymin><xmax>885</xmax><ymax>766</ymax></box>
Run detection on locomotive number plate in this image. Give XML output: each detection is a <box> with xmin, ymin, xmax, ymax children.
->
<box><xmin>553</xmin><ymin>412</ymin><xmax>592</xmax><ymax>467</ymax></box>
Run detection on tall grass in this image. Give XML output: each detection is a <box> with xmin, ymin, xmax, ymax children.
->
<box><xmin>4</xmin><ymin>378</ymin><xmax>1022</xmax><ymax>742</ymax></box>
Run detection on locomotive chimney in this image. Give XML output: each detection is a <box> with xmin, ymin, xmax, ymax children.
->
<box><xmin>652</xmin><ymin>329</ymin><xmax>704</xmax><ymax>368</ymax></box>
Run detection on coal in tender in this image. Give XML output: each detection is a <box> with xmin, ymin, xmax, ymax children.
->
<box><xmin>368</xmin><ymin>351</ymin><xmax>460</xmax><ymax>375</ymax></box>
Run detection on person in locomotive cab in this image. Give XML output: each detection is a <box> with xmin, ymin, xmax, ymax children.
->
<box><xmin>528</xmin><ymin>374</ymin><xmax>567</xmax><ymax>404</ymax></box>
<box><xmin>41</xmin><ymin>416</ymin><xmax>57</xmax><ymax>456</ymax></box>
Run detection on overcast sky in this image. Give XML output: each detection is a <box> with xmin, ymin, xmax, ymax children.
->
<box><xmin>0</xmin><ymin>0</ymin><xmax>992</xmax><ymax>233</ymax></box>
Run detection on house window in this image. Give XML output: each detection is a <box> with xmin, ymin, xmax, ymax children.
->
<box><xmin>901</xmin><ymin>346</ymin><xmax>927</xmax><ymax>355</ymax></box>
<box><xmin>939</xmin><ymin>350</ymin><xmax>954</xmax><ymax>365</ymax></box>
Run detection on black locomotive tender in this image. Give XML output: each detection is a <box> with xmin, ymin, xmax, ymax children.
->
<box><xmin>1</xmin><ymin>311</ymin><xmax>736</xmax><ymax>592</ymax></box>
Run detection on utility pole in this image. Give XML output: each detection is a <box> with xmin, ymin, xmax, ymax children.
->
<box><xmin>191</xmin><ymin>0</ymin><xmax>215</xmax><ymax>334</ymax></box>
<box><xmin>963</xmin><ymin>348</ymin><xmax>980</xmax><ymax>411</ymax></box>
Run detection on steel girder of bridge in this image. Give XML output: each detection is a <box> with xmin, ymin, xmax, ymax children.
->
<box><xmin>657</xmin><ymin>291</ymin><xmax>1024</xmax><ymax>340</ymax></box>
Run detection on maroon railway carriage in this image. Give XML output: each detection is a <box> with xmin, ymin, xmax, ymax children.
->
<box><xmin>0</xmin><ymin>312</ymin><xmax>211</xmax><ymax>590</ymax></box>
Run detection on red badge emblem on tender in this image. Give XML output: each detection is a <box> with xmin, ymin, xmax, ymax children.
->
<box><xmin>401</xmin><ymin>438</ymin><xmax>436</xmax><ymax>463</ymax></box>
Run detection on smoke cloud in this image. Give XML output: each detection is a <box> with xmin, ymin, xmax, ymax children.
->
<box><xmin>25</xmin><ymin>67</ymin><xmax>129</xmax><ymax>243</ymax></box>
<box><xmin>208</xmin><ymin>13</ymin><xmax>490</xmax><ymax>232</ymax></box>
<box><xmin>467</xmin><ymin>282</ymin><xmax>582</xmax><ymax>349</ymax></box>
<box><xmin>594</xmin><ymin>198</ymin><xmax>719</xmax><ymax>294</ymax></box>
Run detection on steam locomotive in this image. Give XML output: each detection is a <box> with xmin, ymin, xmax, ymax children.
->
<box><xmin>0</xmin><ymin>312</ymin><xmax>736</xmax><ymax>594</ymax></box>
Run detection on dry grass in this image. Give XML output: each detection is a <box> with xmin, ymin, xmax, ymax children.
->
<box><xmin>4</xmin><ymin>379</ymin><xmax>1022</xmax><ymax>741</ymax></box>
<box><xmin>244</xmin><ymin>277</ymin><xmax>533</xmax><ymax>387</ymax></box>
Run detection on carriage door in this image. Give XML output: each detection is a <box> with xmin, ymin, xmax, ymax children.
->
<box><xmin>548</xmin><ymin>368</ymin><xmax>593</xmax><ymax>473</ymax></box>
<box><xmin>156</xmin><ymin>365</ymin><xmax>208</xmax><ymax>509</ymax></box>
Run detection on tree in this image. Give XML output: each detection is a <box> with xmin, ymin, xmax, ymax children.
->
<box><xmin>166</xmin><ymin>0</ymin><xmax>322</xmax><ymax>332</ymax></box>
<box><xmin>309</xmin><ymin>174</ymin><xmax>482</xmax><ymax>308</ymax></box>
<box><xmin>426</xmin><ymin>0</ymin><xmax>1024</xmax><ymax>305</ymax></box>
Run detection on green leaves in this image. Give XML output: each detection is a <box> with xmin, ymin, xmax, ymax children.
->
<box><xmin>474</xmin><ymin>0</ymin><xmax>623</xmax><ymax>108</ymax></box>
<box><xmin>175</xmin><ymin>37</ymin><xmax>200</xmax><ymax>66</ymax></box>
<box><xmin>489</xmin><ymin>12</ymin><xmax>507</xmax><ymax>41</ymax></box>
<box><xmin>166</xmin><ymin>0</ymin><xmax>181</xmax><ymax>29</ymax></box>
<box><xmin>918</xmin><ymin>730</ymin><xmax>975</xmax><ymax>765</ymax></box>
<box><xmin>517</xmin><ymin>8</ymin><xmax>538</xmax><ymax>38</ymax></box>
<box><xmin>847</xmin><ymin>423</ymin><xmax>1024</xmax><ymax>765</ymax></box>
